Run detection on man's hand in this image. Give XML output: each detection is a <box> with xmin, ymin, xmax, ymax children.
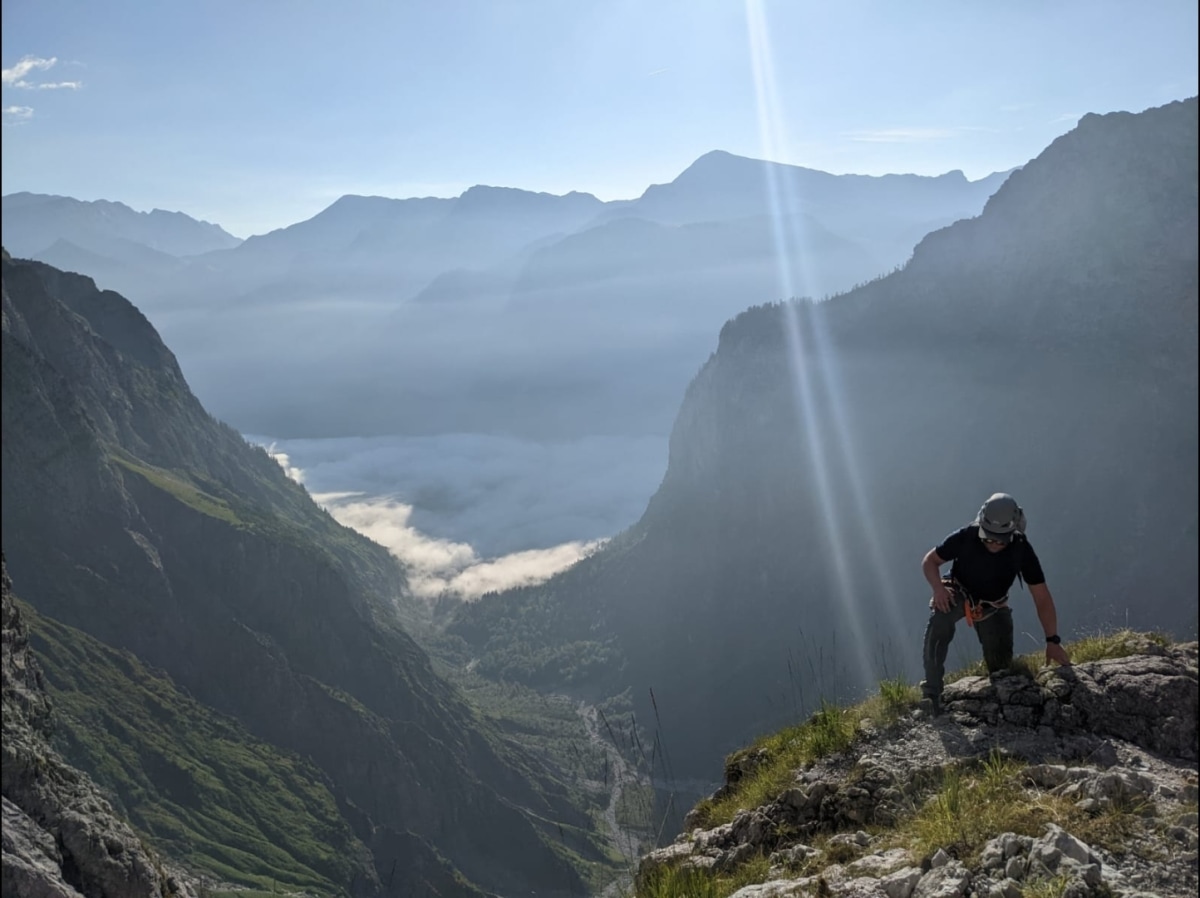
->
<box><xmin>931</xmin><ymin>584</ymin><xmax>954</xmax><ymax>614</ymax></box>
<box><xmin>1046</xmin><ymin>642</ymin><xmax>1071</xmax><ymax>666</ymax></box>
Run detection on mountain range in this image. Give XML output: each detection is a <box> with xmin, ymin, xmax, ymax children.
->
<box><xmin>2</xmin><ymin>154</ymin><xmax>1011</xmax><ymax>442</ymax></box>
<box><xmin>447</xmin><ymin>98</ymin><xmax>1199</xmax><ymax>783</ymax></box>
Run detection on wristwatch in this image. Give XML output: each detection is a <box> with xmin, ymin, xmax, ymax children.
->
<box><xmin>1045</xmin><ymin>634</ymin><xmax>1062</xmax><ymax>645</ymax></box>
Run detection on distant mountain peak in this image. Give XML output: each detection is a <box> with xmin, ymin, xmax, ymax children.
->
<box><xmin>1</xmin><ymin>192</ymin><xmax>242</xmax><ymax>259</ymax></box>
<box><xmin>455</xmin><ymin>183</ymin><xmax>603</xmax><ymax>212</ymax></box>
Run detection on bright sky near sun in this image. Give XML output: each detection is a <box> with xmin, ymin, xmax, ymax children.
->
<box><xmin>3</xmin><ymin>0</ymin><xmax>1197</xmax><ymax>238</ymax></box>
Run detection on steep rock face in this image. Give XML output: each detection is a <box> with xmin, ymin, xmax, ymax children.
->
<box><xmin>638</xmin><ymin>643</ymin><xmax>1199</xmax><ymax>898</ymax></box>
<box><xmin>451</xmin><ymin>98</ymin><xmax>1199</xmax><ymax>780</ymax></box>
<box><xmin>2</xmin><ymin>557</ymin><xmax>188</xmax><ymax>898</ymax></box>
<box><xmin>0</xmin><ymin>252</ymin><xmax>589</xmax><ymax>896</ymax></box>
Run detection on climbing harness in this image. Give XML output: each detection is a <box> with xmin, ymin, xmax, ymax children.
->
<box><xmin>942</xmin><ymin>576</ymin><xmax>1008</xmax><ymax>628</ymax></box>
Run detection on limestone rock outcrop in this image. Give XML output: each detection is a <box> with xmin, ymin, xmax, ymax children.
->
<box><xmin>638</xmin><ymin>644</ymin><xmax>1199</xmax><ymax>898</ymax></box>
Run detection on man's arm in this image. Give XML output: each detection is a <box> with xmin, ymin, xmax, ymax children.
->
<box><xmin>1029</xmin><ymin>582</ymin><xmax>1071</xmax><ymax>665</ymax></box>
<box><xmin>922</xmin><ymin>549</ymin><xmax>953</xmax><ymax>613</ymax></box>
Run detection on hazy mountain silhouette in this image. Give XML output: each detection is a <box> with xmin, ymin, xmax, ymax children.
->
<box><xmin>159</xmin><ymin>186</ymin><xmax>609</xmax><ymax>308</ymax></box>
<box><xmin>1</xmin><ymin>192</ymin><xmax>243</xmax><ymax>304</ymax></box>
<box><xmin>604</xmin><ymin>150</ymin><xmax>1011</xmax><ymax>259</ymax></box>
<box><xmin>81</xmin><ymin>154</ymin><xmax>1007</xmax><ymax>442</ymax></box>
<box><xmin>449</xmin><ymin>98</ymin><xmax>1199</xmax><ymax>781</ymax></box>
<box><xmin>1</xmin><ymin>192</ymin><xmax>238</xmax><ymax>257</ymax></box>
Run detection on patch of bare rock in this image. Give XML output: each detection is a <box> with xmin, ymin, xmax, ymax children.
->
<box><xmin>637</xmin><ymin>641</ymin><xmax>1198</xmax><ymax>898</ymax></box>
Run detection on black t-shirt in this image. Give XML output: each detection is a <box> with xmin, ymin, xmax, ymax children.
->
<box><xmin>935</xmin><ymin>525</ymin><xmax>1046</xmax><ymax>603</ymax></box>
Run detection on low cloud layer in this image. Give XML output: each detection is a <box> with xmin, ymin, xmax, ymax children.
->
<box><xmin>314</xmin><ymin>492</ymin><xmax>605</xmax><ymax>600</ymax></box>
<box><xmin>256</xmin><ymin>432</ymin><xmax>667</xmax><ymax>600</ymax></box>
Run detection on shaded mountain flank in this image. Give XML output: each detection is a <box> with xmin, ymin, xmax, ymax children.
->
<box><xmin>447</xmin><ymin>98</ymin><xmax>1199</xmax><ymax>783</ymax></box>
<box><xmin>0</xmin><ymin>249</ymin><xmax>606</xmax><ymax>896</ymax></box>
<box><xmin>3</xmin><ymin>555</ymin><xmax>197</xmax><ymax>898</ymax></box>
<box><xmin>636</xmin><ymin>635</ymin><xmax>1198</xmax><ymax>898</ymax></box>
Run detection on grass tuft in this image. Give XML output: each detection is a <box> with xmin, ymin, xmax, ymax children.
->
<box><xmin>1067</xmin><ymin>629</ymin><xmax>1170</xmax><ymax>664</ymax></box>
<box><xmin>886</xmin><ymin>748</ymin><xmax>1154</xmax><ymax>863</ymax></box>
<box><xmin>900</xmin><ymin>753</ymin><xmax>1055</xmax><ymax>860</ymax></box>
<box><xmin>638</xmin><ymin>865</ymin><xmax>721</xmax><ymax>898</ymax></box>
<box><xmin>693</xmin><ymin>700</ymin><xmax>856</xmax><ymax>828</ymax></box>
<box><xmin>1020</xmin><ymin>873</ymin><xmax>1073</xmax><ymax>898</ymax></box>
<box><xmin>638</xmin><ymin>854</ymin><xmax>771</xmax><ymax>898</ymax></box>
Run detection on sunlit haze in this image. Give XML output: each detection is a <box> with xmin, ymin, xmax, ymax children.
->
<box><xmin>3</xmin><ymin>0</ymin><xmax>1196</xmax><ymax>237</ymax></box>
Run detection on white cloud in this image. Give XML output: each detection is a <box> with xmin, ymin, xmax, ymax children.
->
<box><xmin>262</xmin><ymin>443</ymin><xmax>306</xmax><ymax>484</ymax></box>
<box><xmin>253</xmin><ymin>432</ymin><xmax>666</xmax><ymax>600</ymax></box>
<box><xmin>1049</xmin><ymin>112</ymin><xmax>1082</xmax><ymax>125</ymax></box>
<box><xmin>312</xmin><ymin>492</ymin><xmax>605</xmax><ymax>601</ymax></box>
<box><xmin>2</xmin><ymin>56</ymin><xmax>81</xmax><ymax>91</ymax></box>
<box><xmin>2</xmin><ymin>105</ymin><xmax>34</xmax><ymax>124</ymax></box>
<box><xmin>2</xmin><ymin>56</ymin><xmax>57</xmax><ymax>85</ymax></box>
<box><xmin>250</xmin><ymin>432</ymin><xmax>667</xmax><ymax>558</ymax></box>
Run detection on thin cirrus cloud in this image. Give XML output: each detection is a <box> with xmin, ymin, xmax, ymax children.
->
<box><xmin>1</xmin><ymin>55</ymin><xmax>82</xmax><ymax>90</ymax></box>
<box><xmin>843</xmin><ymin>127</ymin><xmax>967</xmax><ymax>143</ymax></box>
<box><xmin>2</xmin><ymin>105</ymin><xmax>35</xmax><ymax>125</ymax></box>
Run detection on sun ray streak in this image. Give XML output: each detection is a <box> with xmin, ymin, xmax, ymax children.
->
<box><xmin>744</xmin><ymin>0</ymin><xmax>907</xmax><ymax>690</ymax></box>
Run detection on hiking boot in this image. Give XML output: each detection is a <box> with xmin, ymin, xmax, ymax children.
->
<box><xmin>917</xmin><ymin>695</ymin><xmax>942</xmax><ymax>718</ymax></box>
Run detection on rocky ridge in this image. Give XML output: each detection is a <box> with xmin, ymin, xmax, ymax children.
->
<box><xmin>2</xmin><ymin>556</ymin><xmax>196</xmax><ymax>898</ymax></box>
<box><xmin>637</xmin><ymin>641</ymin><xmax>1199</xmax><ymax>898</ymax></box>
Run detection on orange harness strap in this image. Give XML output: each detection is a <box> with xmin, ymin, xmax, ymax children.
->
<box><xmin>944</xmin><ymin>576</ymin><xmax>1008</xmax><ymax>628</ymax></box>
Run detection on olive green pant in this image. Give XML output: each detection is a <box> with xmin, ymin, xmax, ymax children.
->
<box><xmin>921</xmin><ymin>599</ymin><xmax>1013</xmax><ymax>700</ymax></box>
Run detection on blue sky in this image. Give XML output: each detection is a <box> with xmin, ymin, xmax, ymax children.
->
<box><xmin>3</xmin><ymin>0</ymin><xmax>1196</xmax><ymax>238</ymax></box>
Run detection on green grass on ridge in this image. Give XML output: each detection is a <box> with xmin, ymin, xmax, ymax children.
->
<box><xmin>22</xmin><ymin>599</ymin><xmax>366</xmax><ymax>896</ymax></box>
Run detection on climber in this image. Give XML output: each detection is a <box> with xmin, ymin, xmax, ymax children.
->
<box><xmin>918</xmin><ymin>492</ymin><xmax>1071</xmax><ymax>716</ymax></box>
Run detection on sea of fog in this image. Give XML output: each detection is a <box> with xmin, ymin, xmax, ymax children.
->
<box><xmin>250</xmin><ymin>432</ymin><xmax>669</xmax><ymax>601</ymax></box>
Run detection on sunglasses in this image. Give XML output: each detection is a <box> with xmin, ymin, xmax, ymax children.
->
<box><xmin>981</xmin><ymin>537</ymin><xmax>1008</xmax><ymax>547</ymax></box>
